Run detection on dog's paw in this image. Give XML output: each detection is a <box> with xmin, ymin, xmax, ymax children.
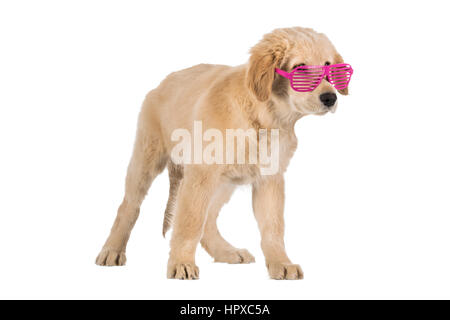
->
<box><xmin>167</xmin><ymin>263</ymin><xmax>199</xmax><ymax>280</ymax></box>
<box><xmin>95</xmin><ymin>248</ymin><xmax>127</xmax><ymax>266</ymax></box>
<box><xmin>267</xmin><ymin>262</ymin><xmax>303</xmax><ymax>280</ymax></box>
<box><xmin>214</xmin><ymin>249</ymin><xmax>255</xmax><ymax>264</ymax></box>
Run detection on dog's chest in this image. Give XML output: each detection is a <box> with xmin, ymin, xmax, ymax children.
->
<box><xmin>278</xmin><ymin>130</ymin><xmax>298</xmax><ymax>172</ymax></box>
<box><xmin>223</xmin><ymin>130</ymin><xmax>297</xmax><ymax>184</ymax></box>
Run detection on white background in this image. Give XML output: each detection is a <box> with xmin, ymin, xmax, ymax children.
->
<box><xmin>1</xmin><ymin>0</ymin><xmax>450</xmax><ymax>299</ymax></box>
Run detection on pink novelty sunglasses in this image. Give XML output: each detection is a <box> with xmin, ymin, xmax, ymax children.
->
<box><xmin>275</xmin><ymin>63</ymin><xmax>353</xmax><ymax>93</ymax></box>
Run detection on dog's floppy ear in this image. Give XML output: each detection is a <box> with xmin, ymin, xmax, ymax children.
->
<box><xmin>334</xmin><ymin>53</ymin><xmax>349</xmax><ymax>95</ymax></box>
<box><xmin>246</xmin><ymin>42</ymin><xmax>286</xmax><ymax>102</ymax></box>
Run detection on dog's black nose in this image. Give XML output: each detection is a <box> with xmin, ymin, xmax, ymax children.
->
<box><xmin>320</xmin><ymin>92</ymin><xmax>337</xmax><ymax>107</ymax></box>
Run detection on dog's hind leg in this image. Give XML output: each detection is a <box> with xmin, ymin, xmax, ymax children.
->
<box><xmin>167</xmin><ymin>167</ymin><xmax>222</xmax><ymax>279</ymax></box>
<box><xmin>200</xmin><ymin>184</ymin><xmax>255</xmax><ymax>264</ymax></box>
<box><xmin>96</xmin><ymin>113</ymin><xmax>167</xmax><ymax>266</ymax></box>
<box><xmin>162</xmin><ymin>161</ymin><xmax>183</xmax><ymax>237</ymax></box>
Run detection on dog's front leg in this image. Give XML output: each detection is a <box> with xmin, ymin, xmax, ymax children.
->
<box><xmin>252</xmin><ymin>174</ymin><xmax>303</xmax><ymax>280</ymax></box>
<box><xmin>167</xmin><ymin>168</ymin><xmax>220</xmax><ymax>280</ymax></box>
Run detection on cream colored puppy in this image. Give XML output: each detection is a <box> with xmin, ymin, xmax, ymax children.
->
<box><xmin>96</xmin><ymin>27</ymin><xmax>349</xmax><ymax>280</ymax></box>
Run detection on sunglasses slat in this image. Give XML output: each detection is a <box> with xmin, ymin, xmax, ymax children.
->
<box><xmin>329</xmin><ymin>77</ymin><xmax>350</xmax><ymax>81</ymax></box>
<box><xmin>292</xmin><ymin>78</ymin><xmax>322</xmax><ymax>82</ymax></box>
<box><xmin>329</xmin><ymin>80</ymin><xmax>350</xmax><ymax>84</ymax></box>
<box><xmin>329</xmin><ymin>76</ymin><xmax>350</xmax><ymax>80</ymax></box>
<box><xmin>293</xmin><ymin>74</ymin><xmax>323</xmax><ymax>77</ymax></box>
<box><xmin>293</xmin><ymin>74</ymin><xmax>323</xmax><ymax>76</ymax></box>
<box><xmin>329</xmin><ymin>72</ymin><xmax>351</xmax><ymax>76</ymax></box>
<box><xmin>329</xmin><ymin>72</ymin><xmax>352</xmax><ymax>77</ymax></box>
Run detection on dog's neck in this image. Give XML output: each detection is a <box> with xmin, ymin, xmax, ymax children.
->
<box><xmin>244</xmin><ymin>95</ymin><xmax>302</xmax><ymax>133</ymax></box>
<box><xmin>233</xmin><ymin>65</ymin><xmax>302</xmax><ymax>132</ymax></box>
<box><xmin>269</xmin><ymin>95</ymin><xmax>304</xmax><ymax>128</ymax></box>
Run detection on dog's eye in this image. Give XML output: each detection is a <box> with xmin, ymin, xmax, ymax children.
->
<box><xmin>292</xmin><ymin>63</ymin><xmax>305</xmax><ymax>70</ymax></box>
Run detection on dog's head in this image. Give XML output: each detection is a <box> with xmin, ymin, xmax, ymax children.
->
<box><xmin>246</xmin><ymin>27</ymin><xmax>348</xmax><ymax>115</ymax></box>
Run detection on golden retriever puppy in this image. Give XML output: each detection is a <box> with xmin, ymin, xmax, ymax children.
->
<box><xmin>96</xmin><ymin>27</ymin><xmax>350</xmax><ymax>280</ymax></box>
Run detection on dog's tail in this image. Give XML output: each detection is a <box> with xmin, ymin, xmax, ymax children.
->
<box><xmin>162</xmin><ymin>161</ymin><xmax>183</xmax><ymax>237</ymax></box>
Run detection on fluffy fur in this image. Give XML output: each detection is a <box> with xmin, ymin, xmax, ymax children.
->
<box><xmin>96</xmin><ymin>27</ymin><xmax>349</xmax><ymax>280</ymax></box>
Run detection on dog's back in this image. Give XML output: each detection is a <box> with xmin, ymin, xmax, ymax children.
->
<box><xmin>140</xmin><ymin>63</ymin><xmax>243</xmax><ymax>150</ymax></box>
